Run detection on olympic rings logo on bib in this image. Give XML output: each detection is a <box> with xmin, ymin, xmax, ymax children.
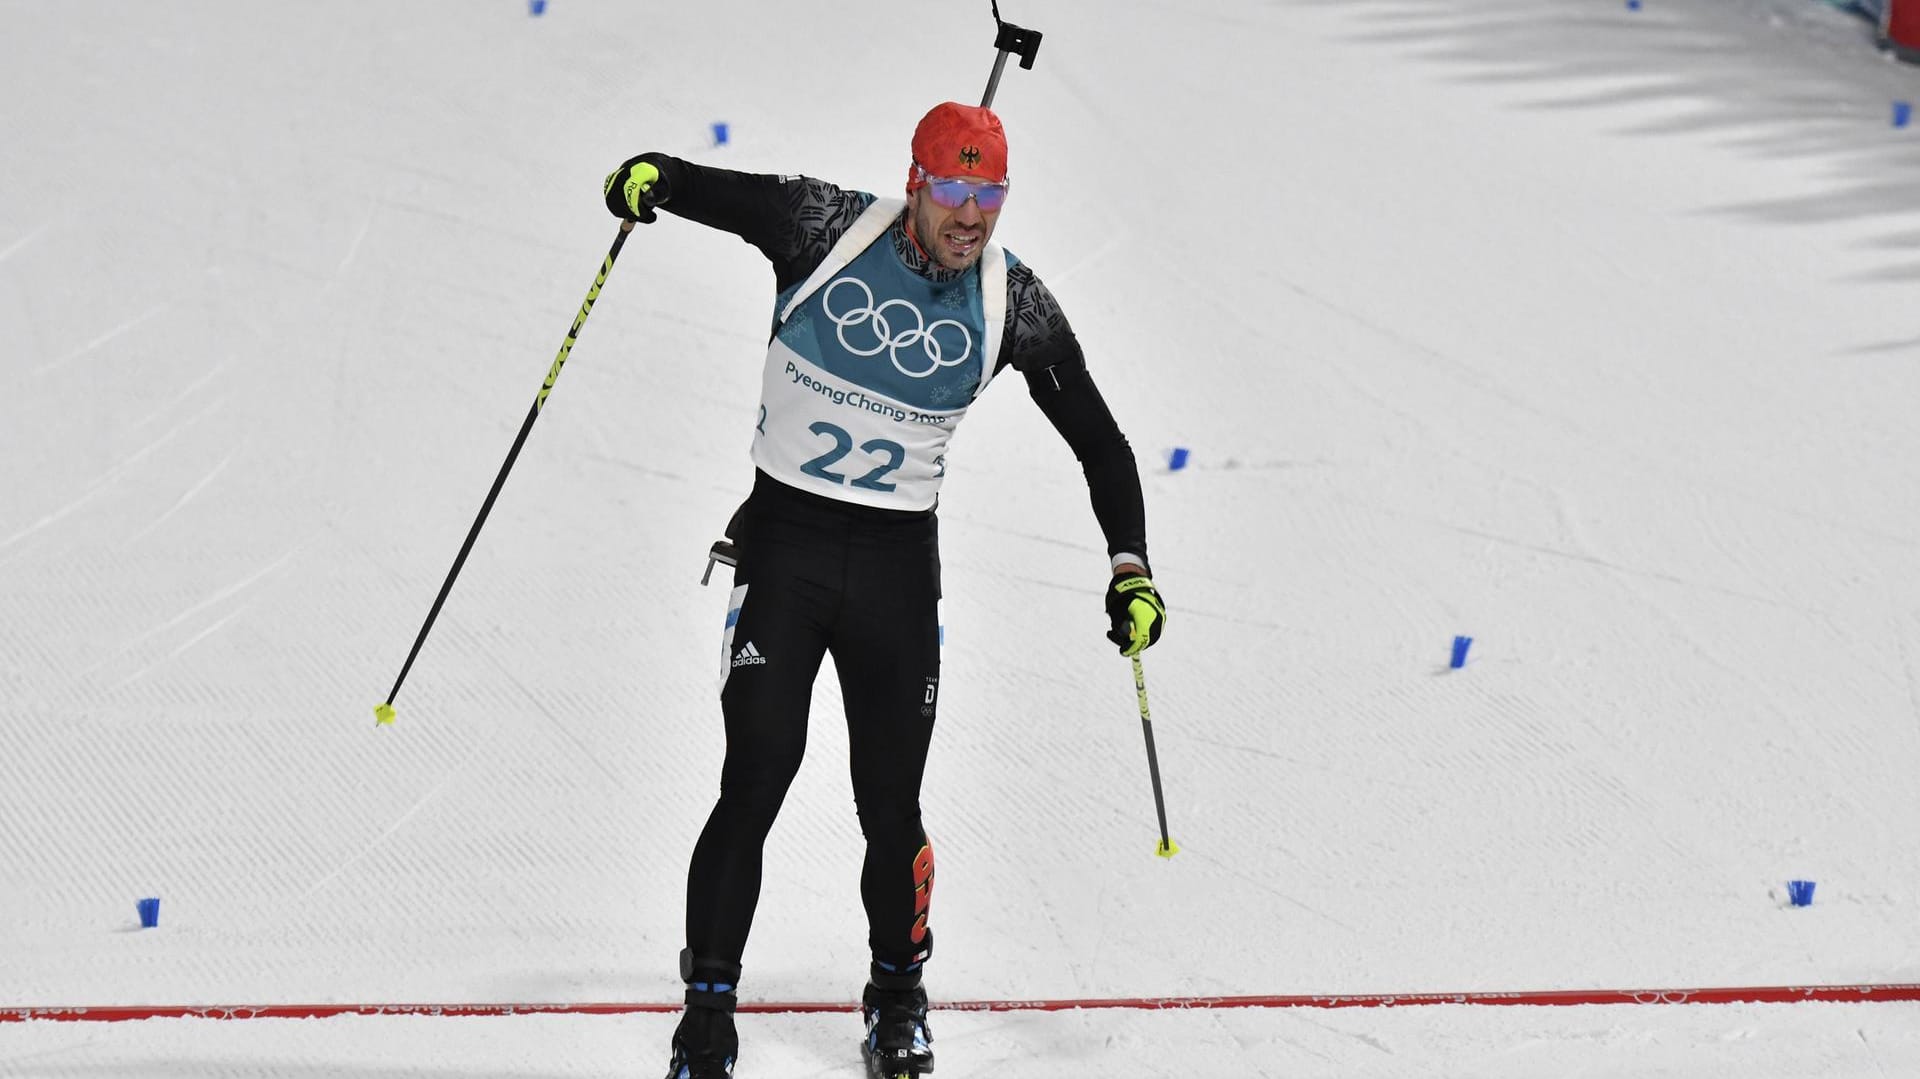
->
<box><xmin>823</xmin><ymin>277</ymin><xmax>973</xmax><ymax>379</ymax></box>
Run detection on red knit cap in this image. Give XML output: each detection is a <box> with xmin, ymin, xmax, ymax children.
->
<box><xmin>906</xmin><ymin>102</ymin><xmax>1009</xmax><ymax>191</ymax></box>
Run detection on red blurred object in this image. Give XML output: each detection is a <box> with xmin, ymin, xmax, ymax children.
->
<box><xmin>1886</xmin><ymin>0</ymin><xmax>1920</xmax><ymax>60</ymax></box>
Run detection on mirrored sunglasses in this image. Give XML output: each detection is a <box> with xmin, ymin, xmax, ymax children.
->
<box><xmin>915</xmin><ymin>164</ymin><xmax>1009</xmax><ymax>212</ymax></box>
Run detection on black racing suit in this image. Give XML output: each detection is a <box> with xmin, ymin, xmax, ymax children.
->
<box><xmin>650</xmin><ymin>155</ymin><xmax>1151</xmax><ymax>986</ymax></box>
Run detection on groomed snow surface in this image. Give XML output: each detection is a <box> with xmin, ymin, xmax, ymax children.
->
<box><xmin>4</xmin><ymin>0</ymin><xmax>1920</xmax><ymax>1075</ymax></box>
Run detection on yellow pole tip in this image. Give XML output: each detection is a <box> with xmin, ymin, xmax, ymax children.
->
<box><xmin>1155</xmin><ymin>839</ymin><xmax>1180</xmax><ymax>859</ymax></box>
<box><xmin>374</xmin><ymin>703</ymin><xmax>396</xmax><ymax>726</ymax></box>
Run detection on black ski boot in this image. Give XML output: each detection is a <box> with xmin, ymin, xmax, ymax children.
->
<box><xmin>664</xmin><ymin>951</ymin><xmax>741</xmax><ymax>1079</ymax></box>
<box><xmin>861</xmin><ymin>980</ymin><xmax>934</xmax><ymax>1078</ymax></box>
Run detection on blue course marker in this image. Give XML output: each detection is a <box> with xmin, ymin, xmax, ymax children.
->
<box><xmin>1449</xmin><ymin>635</ymin><xmax>1472</xmax><ymax>669</ymax></box>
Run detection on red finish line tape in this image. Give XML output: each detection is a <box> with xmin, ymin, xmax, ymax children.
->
<box><xmin>4</xmin><ymin>984</ymin><xmax>1919</xmax><ymax>1023</ymax></box>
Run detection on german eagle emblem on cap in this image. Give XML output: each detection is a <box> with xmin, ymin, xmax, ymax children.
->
<box><xmin>958</xmin><ymin>144</ymin><xmax>982</xmax><ymax>170</ymax></box>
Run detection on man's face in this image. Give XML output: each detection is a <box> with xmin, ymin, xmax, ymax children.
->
<box><xmin>907</xmin><ymin>179</ymin><xmax>1004</xmax><ymax>271</ymax></box>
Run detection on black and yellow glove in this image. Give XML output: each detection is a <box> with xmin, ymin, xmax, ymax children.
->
<box><xmin>1104</xmin><ymin>573</ymin><xmax>1166</xmax><ymax>657</ymax></box>
<box><xmin>603</xmin><ymin>153</ymin><xmax>671</xmax><ymax>223</ymax></box>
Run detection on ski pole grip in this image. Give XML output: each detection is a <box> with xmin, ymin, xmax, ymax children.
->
<box><xmin>994</xmin><ymin>22</ymin><xmax>1042</xmax><ymax>68</ymax></box>
<box><xmin>982</xmin><ymin>21</ymin><xmax>1042</xmax><ymax>107</ymax></box>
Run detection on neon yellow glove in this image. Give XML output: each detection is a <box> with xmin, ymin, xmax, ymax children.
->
<box><xmin>1104</xmin><ymin>574</ymin><xmax>1166</xmax><ymax>657</ymax></box>
<box><xmin>603</xmin><ymin>154</ymin><xmax>670</xmax><ymax>223</ymax></box>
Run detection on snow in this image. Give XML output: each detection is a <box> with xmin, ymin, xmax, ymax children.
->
<box><xmin>3</xmin><ymin>0</ymin><xmax>1919</xmax><ymax>1075</ymax></box>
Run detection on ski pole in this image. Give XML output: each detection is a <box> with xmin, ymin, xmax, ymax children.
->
<box><xmin>981</xmin><ymin>1</ymin><xmax>1042</xmax><ymax>108</ymax></box>
<box><xmin>1132</xmin><ymin>655</ymin><xmax>1179</xmax><ymax>858</ymax></box>
<box><xmin>374</xmin><ymin>221</ymin><xmax>636</xmax><ymax>727</ymax></box>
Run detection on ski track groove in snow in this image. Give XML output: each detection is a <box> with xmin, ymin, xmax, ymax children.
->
<box><xmin>28</xmin><ymin>304</ymin><xmax>171</xmax><ymax>378</ymax></box>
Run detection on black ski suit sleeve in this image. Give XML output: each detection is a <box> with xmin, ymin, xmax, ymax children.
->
<box><xmin>635</xmin><ymin>153</ymin><xmax>875</xmax><ymax>294</ymax></box>
<box><xmin>999</xmin><ymin>262</ymin><xmax>1151</xmax><ymax>571</ymax></box>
